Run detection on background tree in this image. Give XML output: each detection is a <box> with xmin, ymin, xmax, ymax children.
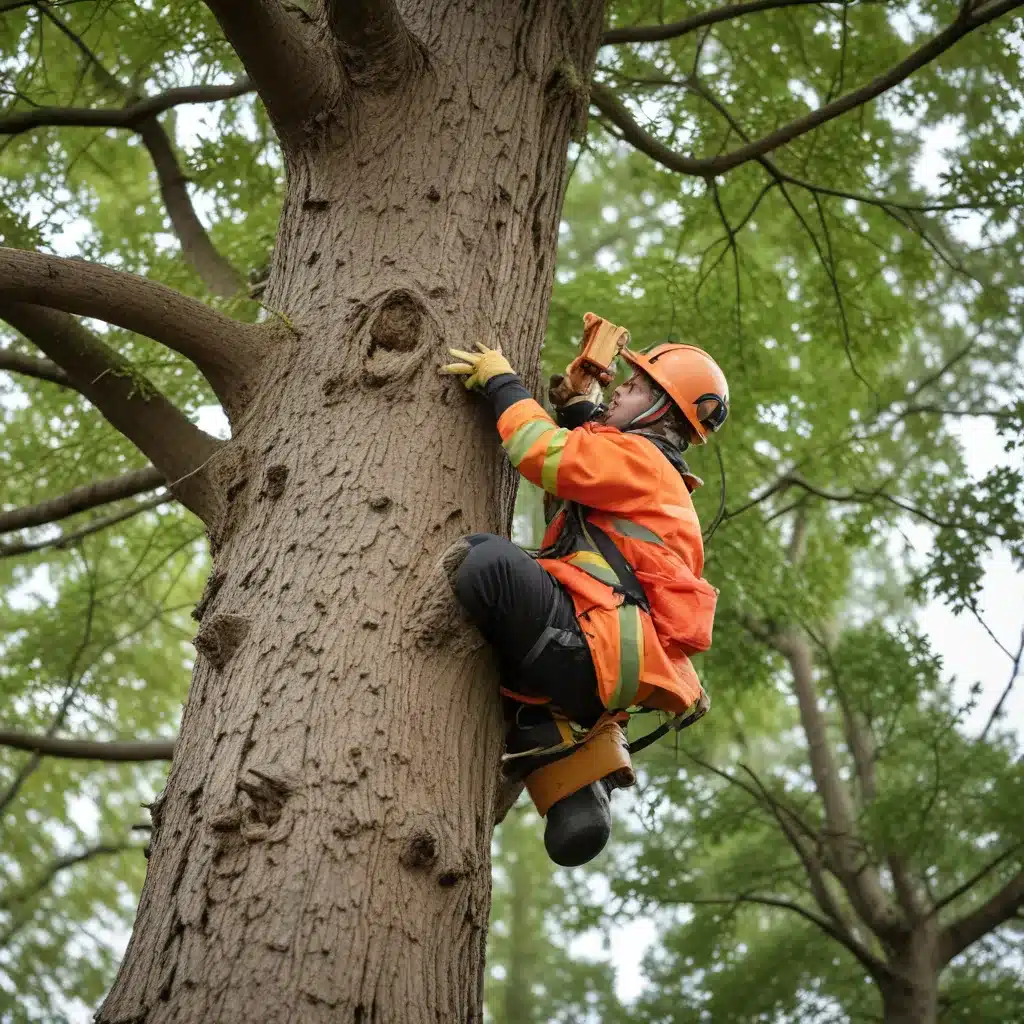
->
<box><xmin>484</xmin><ymin>805</ymin><xmax>622</xmax><ymax>1024</ymax></box>
<box><xmin>1</xmin><ymin>1</ymin><xmax>1022</xmax><ymax>1021</ymax></box>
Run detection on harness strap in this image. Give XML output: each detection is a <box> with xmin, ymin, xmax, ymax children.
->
<box><xmin>582</xmin><ymin>518</ymin><xmax>651</xmax><ymax>613</ymax></box>
<box><xmin>500</xmin><ymin>709</ymin><xmax>629</xmax><ymax>766</ymax></box>
<box><xmin>627</xmin><ymin>694</ymin><xmax>711</xmax><ymax>753</ymax></box>
<box><xmin>628</xmin><ymin>719</ymin><xmax>674</xmax><ymax>754</ymax></box>
<box><xmin>519</xmin><ymin>599</ymin><xmax>562</xmax><ymax>670</ymax></box>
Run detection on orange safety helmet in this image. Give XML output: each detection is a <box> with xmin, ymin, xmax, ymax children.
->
<box><xmin>620</xmin><ymin>343</ymin><xmax>729</xmax><ymax>444</ymax></box>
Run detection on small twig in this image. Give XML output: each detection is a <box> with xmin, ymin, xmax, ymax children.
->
<box><xmin>703</xmin><ymin>445</ymin><xmax>727</xmax><ymax>543</ymax></box>
<box><xmin>0</xmin><ymin>554</ymin><xmax>99</xmax><ymax>816</ymax></box>
<box><xmin>979</xmin><ymin>624</ymin><xmax>1024</xmax><ymax>742</ymax></box>
<box><xmin>969</xmin><ymin>606</ymin><xmax>1017</xmax><ymax>661</ymax></box>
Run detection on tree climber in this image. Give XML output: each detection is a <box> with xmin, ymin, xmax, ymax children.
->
<box><xmin>441</xmin><ymin>314</ymin><xmax>728</xmax><ymax>866</ymax></box>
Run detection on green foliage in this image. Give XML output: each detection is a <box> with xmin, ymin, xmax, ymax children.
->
<box><xmin>0</xmin><ymin>516</ymin><xmax>205</xmax><ymax>1018</ymax></box>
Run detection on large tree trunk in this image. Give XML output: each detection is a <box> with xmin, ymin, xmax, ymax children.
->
<box><xmin>98</xmin><ymin>4</ymin><xmax>604</xmax><ymax>1022</ymax></box>
<box><xmin>880</xmin><ymin>929</ymin><xmax>940</xmax><ymax>1024</ymax></box>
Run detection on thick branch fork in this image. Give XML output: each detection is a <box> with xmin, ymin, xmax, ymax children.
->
<box><xmin>202</xmin><ymin>0</ymin><xmax>338</xmax><ymax>147</ymax></box>
<box><xmin>326</xmin><ymin>0</ymin><xmax>422</xmax><ymax>89</ymax></box>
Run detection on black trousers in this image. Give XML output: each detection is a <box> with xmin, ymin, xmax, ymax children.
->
<box><xmin>454</xmin><ymin>534</ymin><xmax>606</xmax><ymax>726</ymax></box>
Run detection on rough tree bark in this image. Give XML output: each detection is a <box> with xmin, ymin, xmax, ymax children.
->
<box><xmin>879</xmin><ymin>925</ymin><xmax>941</xmax><ymax>1024</ymax></box>
<box><xmin>92</xmin><ymin>3</ymin><xmax>606</xmax><ymax>1022</ymax></box>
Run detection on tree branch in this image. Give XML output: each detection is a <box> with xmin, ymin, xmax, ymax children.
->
<box><xmin>0</xmin><ymin>494</ymin><xmax>169</xmax><ymax>558</ymax></box>
<box><xmin>202</xmin><ymin>0</ymin><xmax>337</xmax><ymax>147</ymax></box>
<box><xmin>827</xmin><ymin>648</ymin><xmax>932</xmax><ymax>919</ymax></box>
<box><xmin>786</xmin><ymin>474</ymin><xmax>1006</xmax><ymax>535</ymax></box>
<box><xmin>23</xmin><ymin>4</ymin><xmax>248</xmax><ymax>297</ymax></box>
<box><xmin>774</xmin><ymin>627</ymin><xmax>903</xmax><ymax>939</ymax></box>
<box><xmin>724</xmin><ymin>470</ymin><xmax>1008</xmax><ymax>538</ymax></box>
<box><xmin>941</xmin><ymin>868</ymin><xmax>1024</xmax><ymax>962</ymax></box>
<box><xmin>0</xmin><ymin>302</ymin><xmax>225</xmax><ymax>523</ymax></box>
<box><xmin>0</xmin><ymin>80</ymin><xmax>254</xmax><ymax>135</ymax></box>
<box><xmin>136</xmin><ymin>118</ymin><xmax>246</xmax><ymax>297</ymax></box>
<box><xmin>325</xmin><ymin>0</ymin><xmax>422</xmax><ymax>90</ymax></box>
<box><xmin>590</xmin><ymin>82</ymin><xmax>711</xmax><ymax>175</ymax></box>
<box><xmin>0</xmin><ymin>842</ymin><xmax>136</xmax><ymax>914</ymax></box>
<box><xmin>686</xmin><ymin>752</ymin><xmax>819</xmax><ymax>845</ymax></box>
<box><xmin>686</xmin><ymin>751</ymin><xmax>861</xmax><ymax>945</ymax></box>
<box><xmin>594</xmin><ymin>0</ymin><xmax>1024</xmax><ymax>175</ymax></box>
<box><xmin>0</xmin><ymin>466</ymin><xmax>163</xmax><ymax>534</ymax></box>
<box><xmin>679</xmin><ymin>894</ymin><xmax>888</xmax><ymax>977</ymax></box>
<box><xmin>0</xmin><ymin>250</ymin><xmax>269</xmax><ymax>413</ymax></box>
<box><xmin>0</xmin><ymin>730</ymin><xmax>175</xmax><ymax>761</ymax></box>
<box><xmin>679</xmin><ymin>70</ymin><xmax>991</xmax><ymax>290</ymax></box>
<box><xmin>0</xmin><ymin>346</ymin><xmax>70</xmax><ymax>386</ymax></box>
<box><xmin>734</xmin><ymin>761</ymin><xmax>864</xmax><ymax>940</ymax></box>
<box><xmin>602</xmin><ymin>0</ymin><xmax>846</xmax><ymax>44</ymax></box>
<box><xmin>979</xmin><ymin>624</ymin><xmax>1024</xmax><ymax>741</ymax></box>
<box><xmin>933</xmin><ymin>843</ymin><xmax>1024</xmax><ymax>915</ymax></box>
<box><xmin>0</xmin><ymin>569</ymin><xmax>99</xmax><ymax>816</ymax></box>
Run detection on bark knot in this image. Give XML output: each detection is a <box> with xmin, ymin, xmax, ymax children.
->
<box><xmin>192</xmin><ymin>567</ymin><xmax>227</xmax><ymax>622</ymax></box>
<box><xmin>369</xmin><ymin>290</ymin><xmax>423</xmax><ymax>353</ymax></box>
<box><xmin>209</xmin><ymin>443</ymin><xmax>251</xmax><ymax>551</ymax></box>
<box><xmin>211</xmin><ymin>764</ymin><xmax>303</xmax><ymax>845</ymax></box>
<box><xmin>261</xmin><ymin>464</ymin><xmax>289</xmax><ymax>500</ymax></box>
<box><xmin>193</xmin><ymin>613</ymin><xmax>251</xmax><ymax>670</ymax></box>
<box><xmin>400</xmin><ymin>829</ymin><xmax>439</xmax><ymax>870</ymax></box>
<box><xmin>406</xmin><ymin>541</ymin><xmax>483</xmax><ymax>655</ymax></box>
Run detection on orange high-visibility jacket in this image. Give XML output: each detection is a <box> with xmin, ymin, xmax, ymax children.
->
<box><xmin>497</xmin><ymin>395</ymin><xmax>716</xmax><ymax>716</ymax></box>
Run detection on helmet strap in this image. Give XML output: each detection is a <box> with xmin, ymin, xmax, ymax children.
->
<box><xmin>625</xmin><ymin>393</ymin><xmax>671</xmax><ymax>429</ymax></box>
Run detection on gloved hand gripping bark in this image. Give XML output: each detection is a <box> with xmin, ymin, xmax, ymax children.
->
<box><xmin>442</xmin><ymin>342</ymin><xmax>514</xmax><ymax>390</ymax></box>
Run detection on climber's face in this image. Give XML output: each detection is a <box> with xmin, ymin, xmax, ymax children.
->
<box><xmin>601</xmin><ymin>371</ymin><xmax>656</xmax><ymax>429</ymax></box>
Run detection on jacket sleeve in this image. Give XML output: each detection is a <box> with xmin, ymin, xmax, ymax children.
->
<box><xmin>495</xmin><ymin>396</ymin><xmax>668</xmax><ymax>513</ymax></box>
<box><xmin>481</xmin><ymin>373</ymin><xmax>601</xmax><ymax>427</ymax></box>
<box><xmin>555</xmin><ymin>398</ymin><xmax>602</xmax><ymax>429</ymax></box>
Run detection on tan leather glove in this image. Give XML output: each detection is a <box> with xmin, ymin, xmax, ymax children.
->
<box><xmin>548</xmin><ymin>371</ymin><xmax>604</xmax><ymax>408</ymax></box>
<box><xmin>442</xmin><ymin>342</ymin><xmax>514</xmax><ymax>390</ymax></box>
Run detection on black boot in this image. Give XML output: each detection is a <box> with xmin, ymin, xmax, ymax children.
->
<box><xmin>544</xmin><ymin>780</ymin><xmax>612</xmax><ymax>866</ymax></box>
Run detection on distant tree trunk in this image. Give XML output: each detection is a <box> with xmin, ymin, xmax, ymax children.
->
<box><xmin>98</xmin><ymin>3</ymin><xmax>605</xmax><ymax>1022</ymax></box>
<box><xmin>504</xmin><ymin>838</ymin><xmax>535</xmax><ymax>1024</ymax></box>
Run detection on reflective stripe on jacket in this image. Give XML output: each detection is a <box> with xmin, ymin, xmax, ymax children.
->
<box><xmin>497</xmin><ymin>396</ymin><xmax>717</xmax><ymax>716</ymax></box>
